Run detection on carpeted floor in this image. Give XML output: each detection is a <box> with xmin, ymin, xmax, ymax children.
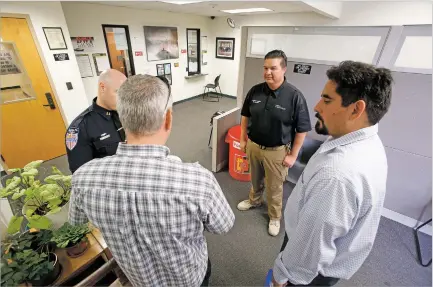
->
<box><xmin>45</xmin><ymin>96</ymin><xmax>431</xmax><ymax>286</ymax></box>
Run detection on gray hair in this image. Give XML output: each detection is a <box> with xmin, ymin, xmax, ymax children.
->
<box><xmin>117</xmin><ymin>75</ymin><xmax>172</xmax><ymax>136</ymax></box>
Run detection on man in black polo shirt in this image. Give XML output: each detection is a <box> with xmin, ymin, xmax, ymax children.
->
<box><xmin>237</xmin><ymin>50</ymin><xmax>312</xmax><ymax>236</ymax></box>
<box><xmin>65</xmin><ymin>69</ymin><xmax>127</xmax><ymax>173</ymax></box>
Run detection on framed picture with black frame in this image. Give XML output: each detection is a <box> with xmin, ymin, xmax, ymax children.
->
<box><xmin>215</xmin><ymin>37</ymin><xmax>235</xmax><ymax>60</ymax></box>
<box><xmin>42</xmin><ymin>27</ymin><xmax>67</xmax><ymax>50</ymax></box>
<box><xmin>156</xmin><ymin>63</ymin><xmax>172</xmax><ymax>85</ymax></box>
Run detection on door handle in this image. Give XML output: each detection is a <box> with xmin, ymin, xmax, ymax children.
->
<box><xmin>43</xmin><ymin>92</ymin><xmax>56</xmax><ymax>110</ymax></box>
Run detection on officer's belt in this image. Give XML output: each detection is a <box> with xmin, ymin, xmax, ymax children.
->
<box><xmin>250</xmin><ymin>140</ymin><xmax>290</xmax><ymax>151</ymax></box>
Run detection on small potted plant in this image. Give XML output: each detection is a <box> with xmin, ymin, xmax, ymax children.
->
<box><xmin>52</xmin><ymin>222</ymin><xmax>91</xmax><ymax>258</ymax></box>
<box><xmin>1</xmin><ymin>248</ymin><xmax>61</xmax><ymax>287</ymax></box>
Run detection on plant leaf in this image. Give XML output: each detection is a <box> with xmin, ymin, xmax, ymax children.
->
<box><xmin>23</xmin><ymin>160</ymin><xmax>43</xmax><ymax>171</ymax></box>
<box><xmin>7</xmin><ymin>216</ymin><xmax>23</xmax><ymax>234</ymax></box>
<box><xmin>52</xmin><ymin>166</ymin><xmax>63</xmax><ymax>175</ymax></box>
<box><xmin>5</xmin><ymin>177</ymin><xmax>21</xmax><ymax>191</ymax></box>
<box><xmin>27</xmin><ymin>216</ymin><xmax>52</xmax><ymax>230</ymax></box>
<box><xmin>11</xmin><ymin>189</ymin><xmax>25</xmax><ymax>200</ymax></box>
<box><xmin>26</xmin><ymin>208</ymin><xmax>36</xmax><ymax>218</ymax></box>
<box><xmin>21</xmin><ymin>168</ymin><xmax>38</xmax><ymax>177</ymax></box>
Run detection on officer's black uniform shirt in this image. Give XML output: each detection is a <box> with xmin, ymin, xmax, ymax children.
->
<box><xmin>241</xmin><ymin>78</ymin><xmax>312</xmax><ymax>147</ymax></box>
<box><xmin>65</xmin><ymin>98</ymin><xmax>126</xmax><ymax>173</ymax></box>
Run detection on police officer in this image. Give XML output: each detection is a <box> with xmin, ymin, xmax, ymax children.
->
<box><xmin>237</xmin><ymin>50</ymin><xmax>312</xmax><ymax>236</ymax></box>
<box><xmin>65</xmin><ymin>69</ymin><xmax>127</xmax><ymax>173</ymax></box>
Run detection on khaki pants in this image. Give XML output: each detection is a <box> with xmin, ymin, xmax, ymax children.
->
<box><xmin>246</xmin><ymin>139</ymin><xmax>289</xmax><ymax>220</ymax></box>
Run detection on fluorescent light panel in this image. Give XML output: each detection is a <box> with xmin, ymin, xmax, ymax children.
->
<box><xmin>161</xmin><ymin>0</ymin><xmax>205</xmax><ymax>4</ymax></box>
<box><xmin>221</xmin><ymin>8</ymin><xmax>272</xmax><ymax>14</ymax></box>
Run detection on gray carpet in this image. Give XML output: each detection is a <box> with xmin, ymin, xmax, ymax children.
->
<box><xmin>45</xmin><ymin>97</ymin><xmax>431</xmax><ymax>286</ymax></box>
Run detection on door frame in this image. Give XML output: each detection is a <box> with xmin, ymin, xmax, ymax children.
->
<box><xmin>0</xmin><ymin>13</ymin><xmax>69</xmax><ymax>171</ymax></box>
<box><xmin>101</xmin><ymin>24</ymin><xmax>136</xmax><ymax>76</ymax></box>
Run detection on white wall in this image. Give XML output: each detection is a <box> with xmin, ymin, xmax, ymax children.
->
<box><xmin>210</xmin><ymin>1</ymin><xmax>433</xmax><ymax>103</ymax></box>
<box><xmin>61</xmin><ymin>2</ymin><xmax>215</xmax><ymax>104</ymax></box>
<box><xmin>1</xmin><ymin>1</ymin><xmax>89</xmax><ymax>125</ymax></box>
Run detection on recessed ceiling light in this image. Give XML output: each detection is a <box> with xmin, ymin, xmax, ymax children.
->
<box><xmin>160</xmin><ymin>0</ymin><xmax>205</xmax><ymax>4</ymax></box>
<box><xmin>221</xmin><ymin>8</ymin><xmax>273</xmax><ymax>14</ymax></box>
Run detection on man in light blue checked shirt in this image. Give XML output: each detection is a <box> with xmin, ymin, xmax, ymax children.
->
<box><xmin>69</xmin><ymin>75</ymin><xmax>235</xmax><ymax>287</ymax></box>
<box><xmin>272</xmin><ymin>61</ymin><xmax>393</xmax><ymax>286</ymax></box>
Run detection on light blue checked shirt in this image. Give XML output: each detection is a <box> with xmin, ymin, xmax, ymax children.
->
<box><xmin>69</xmin><ymin>144</ymin><xmax>235</xmax><ymax>287</ymax></box>
<box><xmin>273</xmin><ymin>125</ymin><xmax>388</xmax><ymax>285</ymax></box>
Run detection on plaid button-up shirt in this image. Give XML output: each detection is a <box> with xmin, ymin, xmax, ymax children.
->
<box><xmin>69</xmin><ymin>143</ymin><xmax>235</xmax><ymax>286</ymax></box>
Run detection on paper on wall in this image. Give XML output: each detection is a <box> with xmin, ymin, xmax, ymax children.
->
<box><xmin>96</xmin><ymin>55</ymin><xmax>110</xmax><ymax>72</ymax></box>
<box><xmin>113</xmin><ymin>28</ymin><xmax>128</xmax><ymax>50</ymax></box>
<box><xmin>76</xmin><ymin>54</ymin><xmax>93</xmax><ymax>78</ymax></box>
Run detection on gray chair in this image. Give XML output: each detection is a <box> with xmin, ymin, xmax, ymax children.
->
<box><xmin>203</xmin><ymin>75</ymin><xmax>222</xmax><ymax>102</ymax></box>
<box><xmin>286</xmin><ymin>137</ymin><xmax>324</xmax><ymax>184</ymax></box>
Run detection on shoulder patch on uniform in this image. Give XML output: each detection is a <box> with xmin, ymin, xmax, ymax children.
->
<box><xmin>66</xmin><ymin>128</ymin><xmax>79</xmax><ymax>151</ymax></box>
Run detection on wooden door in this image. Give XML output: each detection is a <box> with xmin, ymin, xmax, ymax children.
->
<box><xmin>1</xmin><ymin>17</ymin><xmax>66</xmax><ymax>169</ymax></box>
<box><xmin>106</xmin><ymin>32</ymin><xmax>126</xmax><ymax>76</ymax></box>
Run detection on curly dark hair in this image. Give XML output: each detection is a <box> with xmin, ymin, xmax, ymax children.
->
<box><xmin>264</xmin><ymin>50</ymin><xmax>287</xmax><ymax>68</ymax></box>
<box><xmin>326</xmin><ymin>61</ymin><xmax>393</xmax><ymax>125</ymax></box>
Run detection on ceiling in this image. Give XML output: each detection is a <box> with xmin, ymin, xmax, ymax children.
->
<box><xmin>90</xmin><ymin>1</ymin><xmax>313</xmax><ymax>17</ymax></box>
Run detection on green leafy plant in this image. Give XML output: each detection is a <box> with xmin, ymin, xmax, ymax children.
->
<box><xmin>51</xmin><ymin>222</ymin><xmax>91</xmax><ymax>248</ymax></box>
<box><xmin>1</xmin><ymin>161</ymin><xmax>72</xmax><ymax>233</ymax></box>
<box><xmin>1</xmin><ymin>249</ymin><xmax>54</xmax><ymax>287</ymax></box>
<box><xmin>2</xmin><ymin>229</ymin><xmax>54</xmax><ymax>259</ymax></box>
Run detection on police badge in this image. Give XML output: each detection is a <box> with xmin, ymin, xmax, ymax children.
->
<box><xmin>66</xmin><ymin>128</ymin><xmax>79</xmax><ymax>150</ymax></box>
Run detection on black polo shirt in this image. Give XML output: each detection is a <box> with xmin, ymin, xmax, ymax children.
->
<box><xmin>65</xmin><ymin>98</ymin><xmax>126</xmax><ymax>173</ymax></box>
<box><xmin>241</xmin><ymin>79</ymin><xmax>311</xmax><ymax>147</ymax></box>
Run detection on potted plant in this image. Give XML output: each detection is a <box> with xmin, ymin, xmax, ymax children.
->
<box><xmin>41</xmin><ymin>166</ymin><xmax>72</xmax><ymax>228</ymax></box>
<box><xmin>1</xmin><ymin>160</ymin><xmax>45</xmax><ymax>233</ymax></box>
<box><xmin>1</xmin><ymin>248</ymin><xmax>61</xmax><ymax>287</ymax></box>
<box><xmin>1</xmin><ymin>161</ymin><xmax>72</xmax><ymax>233</ymax></box>
<box><xmin>2</xmin><ymin>228</ymin><xmax>55</xmax><ymax>257</ymax></box>
<box><xmin>52</xmin><ymin>222</ymin><xmax>91</xmax><ymax>258</ymax></box>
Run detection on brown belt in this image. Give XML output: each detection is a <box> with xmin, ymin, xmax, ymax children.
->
<box><xmin>250</xmin><ymin>140</ymin><xmax>290</xmax><ymax>151</ymax></box>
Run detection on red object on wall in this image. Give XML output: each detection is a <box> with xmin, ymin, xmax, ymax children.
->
<box><xmin>135</xmin><ymin>51</ymin><xmax>143</xmax><ymax>56</ymax></box>
<box><xmin>225</xmin><ymin>125</ymin><xmax>251</xmax><ymax>182</ymax></box>
<box><xmin>181</xmin><ymin>49</ymin><xmax>187</xmax><ymax>54</ymax></box>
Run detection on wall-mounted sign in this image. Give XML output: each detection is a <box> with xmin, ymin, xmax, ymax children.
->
<box><xmin>174</xmin><ymin>62</ymin><xmax>179</xmax><ymax>67</ymax></box>
<box><xmin>293</xmin><ymin>64</ymin><xmax>312</xmax><ymax>74</ymax></box>
<box><xmin>0</xmin><ymin>43</ymin><xmax>21</xmax><ymax>75</ymax></box>
<box><xmin>71</xmin><ymin>37</ymin><xmax>94</xmax><ymax>52</ymax></box>
<box><xmin>135</xmin><ymin>51</ymin><xmax>143</xmax><ymax>56</ymax></box>
<box><xmin>53</xmin><ymin>53</ymin><xmax>69</xmax><ymax>61</ymax></box>
<box><xmin>181</xmin><ymin>49</ymin><xmax>187</xmax><ymax>54</ymax></box>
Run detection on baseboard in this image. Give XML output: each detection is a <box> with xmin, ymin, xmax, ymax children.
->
<box><xmin>381</xmin><ymin>208</ymin><xmax>432</xmax><ymax>236</ymax></box>
<box><xmin>173</xmin><ymin>93</ymin><xmax>236</xmax><ymax>106</ymax></box>
<box><xmin>173</xmin><ymin>95</ymin><xmax>202</xmax><ymax>105</ymax></box>
<box><xmin>198</xmin><ymin>92</ymin><xmax>236</xmax><ymax>99</ymax></box>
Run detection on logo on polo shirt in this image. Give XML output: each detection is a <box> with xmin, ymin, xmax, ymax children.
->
<box><xmin>252</xmin><ymin>100</ymin><xmax>261</xmax><ymax>104</ymax></box>
<box><xmin>275</xmin><ymin>105</ymin><xmax>286</xmax><ymax>110</ymax></box>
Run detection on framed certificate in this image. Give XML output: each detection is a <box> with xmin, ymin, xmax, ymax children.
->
<box><xmin>43</xmin><ymin>27</ymin><xmax>67</xmax><ymax>50</ymax></box>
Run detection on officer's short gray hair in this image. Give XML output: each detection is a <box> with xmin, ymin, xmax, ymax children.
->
<box><xmin>117</xmin><ymin>75</ymin><xmax>172</xmax><ymax>136</ymax></box>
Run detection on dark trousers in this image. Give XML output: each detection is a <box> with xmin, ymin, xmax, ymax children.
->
<box><xmin>280</xmin><ymin>234</ymin><xmax>339</xmax><ymax>286</ymax></box>
<box><xmin>201</xmin><ymin>259</ymin><xmax>212</xmax><ymax>286</ymax></box>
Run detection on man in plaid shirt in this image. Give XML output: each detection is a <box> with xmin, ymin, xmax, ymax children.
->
<box><xmin>69</xmin><ymin>75</ymin><xmax>235</xmax><ymax>286</ymax></box>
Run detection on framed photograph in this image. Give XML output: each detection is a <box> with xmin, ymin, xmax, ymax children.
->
<box><xmin>144</xmin><ymin>26</ymin><xmax>179</xmax><ymax>62</ymax></box>
<box><xmin>156</xmin><ymin>64</ymin><xmax>165</xmax><ymax>76</ymax></box>
<box><xmin>43</xmin><ymin>27</ymin><xmax>67</xmax><ymax>50</ymax></box>
<box><xmin>216</xmin><ymin>37</ymin><xmax>235</xmax><ymax>60</ymax></box>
